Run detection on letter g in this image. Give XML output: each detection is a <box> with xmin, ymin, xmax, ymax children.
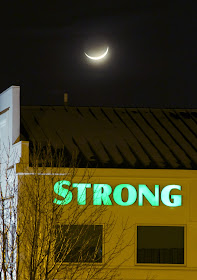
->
<box><xmin>161</xmin><ymin>185</ymin><xmax>182</xmax><ymax>207</ymax></box>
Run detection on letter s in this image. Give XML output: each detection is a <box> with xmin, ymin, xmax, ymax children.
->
<box><xmin>53</xmin><ymin>180</ymin><xmax>72</xmax><ymax>205</ymax></box>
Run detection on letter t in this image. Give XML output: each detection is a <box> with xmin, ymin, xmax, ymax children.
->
<box><xmin>72</xmin><ymin>183</ymin><xmax>91</xmax><ymax>205</ymax></box>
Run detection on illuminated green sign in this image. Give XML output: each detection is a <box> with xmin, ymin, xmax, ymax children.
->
<box><xmin>53</xmin><ymin>181</ymin><xmax>182</xmax><ymax>207</ymax></box>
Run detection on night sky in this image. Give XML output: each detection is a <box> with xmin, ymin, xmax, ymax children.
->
<box><xmin>0</xmin><ymin>1</ymin><xmax>196</xmax><ymax>108</ymax></box>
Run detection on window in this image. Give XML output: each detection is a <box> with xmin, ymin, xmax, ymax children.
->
<box><xmin>55</xmin><ymin>225</ymin><xmax>103</xmax><ymax>263</ymax></box>
<box><xmin>137</xmin><ymin>226</ymin><xmax>184</xmax><ymax>264</ymax></box>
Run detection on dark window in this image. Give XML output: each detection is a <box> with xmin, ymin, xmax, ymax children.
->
<box><xmin>137</xmin><ymin>226</ymin><xmax>184</xmax><ymax>264</ymax></box>
<box><xmin>55</xmin><ymin>225</ymin><xmax>102</xmax><ymax>263</ymax></box>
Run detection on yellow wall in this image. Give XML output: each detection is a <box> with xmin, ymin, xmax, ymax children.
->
<box><xmin>16</xmin><ymin>164</ymin><xmax>197</xmax><ymax>280</ymax></box>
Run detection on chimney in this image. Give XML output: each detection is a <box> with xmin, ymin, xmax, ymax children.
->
<box><xmin>64</xmin><ymin>93</ymin><xmax>68</xmax><ymax>106</ymax></box>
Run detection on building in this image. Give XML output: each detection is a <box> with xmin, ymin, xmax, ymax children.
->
<box><xmin>0</xmin><ymin>86</ymin><xmax>197</xmax><ymax>279</ymax></box>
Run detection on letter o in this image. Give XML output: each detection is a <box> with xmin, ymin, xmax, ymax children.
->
<box><xmin>113</xmin><ymin>184</ymin><xmax>137</xmax><ymax>206</ymax></box>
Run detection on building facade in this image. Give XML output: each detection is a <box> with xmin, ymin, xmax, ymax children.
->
<box><xmin>0</xmin><ymin>86</ymin><xmax>197</xmax><ymax>279</ymax></box>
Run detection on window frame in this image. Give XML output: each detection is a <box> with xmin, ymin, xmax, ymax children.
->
<box><xmin>135</xmin><ymin>224</ymin><xmax>186</xmax><ymax>267</ymax></box>
<box><xmin>55</xmin><ymin>224</ymin><xmax>104</xmax><ymax>265</ymax></box>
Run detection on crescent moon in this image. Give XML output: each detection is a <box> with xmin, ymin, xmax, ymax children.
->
<box><xmin>85</xmin><ymin>47</ymin><xmax>109</xmax><ymax>60</ymax></box>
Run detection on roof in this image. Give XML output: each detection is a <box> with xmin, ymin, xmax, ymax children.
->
<box><xmin>20</xmin><ymin>106</ymin><xmax>197</xmax><ymax>169</ymax></box>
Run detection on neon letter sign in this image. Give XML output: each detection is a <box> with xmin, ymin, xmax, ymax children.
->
<box><xmin>138</xmin><ymin>184</ymin><xmax>160</xmax><ymax>206</ymax></box>
<box><xmin>53</xmin><ymin>181</ymin><xmax>182</xmax><ymax>207</ymax></box>
<box><xmin>113</xmin><ymin>184</ymin><xmax>137</xmax><ymax>206</ymax></box>
<box><xmin>93</xmin><ymin>184</ymin><xmax>113</xmax><ymax>205</ymax></box>
<box><xmin>53</xmin><ymin>180</ymin><xmax>72</xmax><ymax>205</ymax></box>
<box><xmin>72</xmin><ymin>183</ymin><xmax>91</xmax><ymax>205</ymax></box>
<box><xmin>161</xmin><ymin>184</ymin><xmax>182</xmax><ymax>207</ymax></box>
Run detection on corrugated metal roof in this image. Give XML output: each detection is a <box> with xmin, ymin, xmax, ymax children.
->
<box><xmin>20</xmin><ymin>106</ymin><xmax>197</xmax><ymax>169</ymax></box>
